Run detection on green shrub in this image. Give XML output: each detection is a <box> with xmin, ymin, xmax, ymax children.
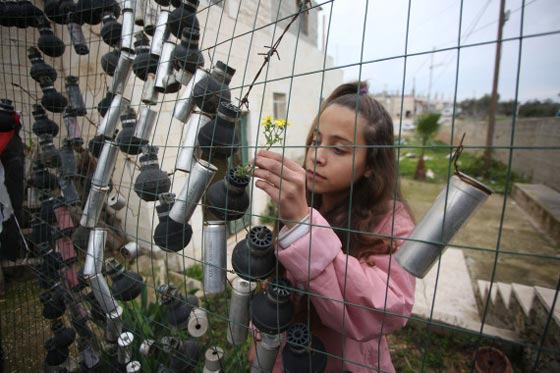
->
<box><xmin>460</xmin><ymin>156</ymin><xmax>527</xmax><ymax>194</ymax></box>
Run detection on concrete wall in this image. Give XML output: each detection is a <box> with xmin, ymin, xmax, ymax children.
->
<box><xmin>273</xmin><ymin>0</ymin><xmax>319</xmax><ymax>47</ymax></box>
<box><xmin>445</xmin><ymin>117</ymin><xmax>560</xmax><ymax>192</ymax></box>
<box><xmin>0</xmin><ymin>0</ymin><xmax>343</xmax><ymax>261</ymax></box>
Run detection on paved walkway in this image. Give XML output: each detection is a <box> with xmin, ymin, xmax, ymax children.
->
<box><xmin>413</xmin><ymin>248</ymin><xmax>480</xmax><ymax>326</ymax></box>
<box><xmin>412</xmin><ymin>248</ymin><xmax>519</xmax><ymax>341</ymax></box>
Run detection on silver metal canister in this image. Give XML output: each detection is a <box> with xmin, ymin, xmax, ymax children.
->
<box><xmin>188</xmin><ymin>308</ymin><xmax>208</xmax><ymax>337</ymax></box>
<box><xmin>134</xmin><ymin>0</ymin><xmax>145</xmax><ymax>25</ymax></box>
<box><xmin>202</xmin><ymin>222</ymin><xmax>227</xmax><ymax>294</ymax></box>
<box><xmin>141</xmin><ymin>73</ymin><xmax>159</xmax><ymax>105</ymax></box>
<box><xmin>175</xmin><ymin>69</ymin><xmax>193</xmax><ymax>86</ymax></box>
<box><xmin>26</xmin><ymin>187</ymin><xmax>41</xmax><ymax>208</ymax></box>
<box><xmin>78</xmin><ymin>337</ymin><xmax>100</xmax><ymax>369</ymax></box>
<box><xmin>65</xmin><ymin>76</ymin><xmax>86</xmax><ymax>115</ymax></box>
<box><xmin>109</xmin><ymin>52</ymin><xmax>134</xmax><ymax>95</ymax></box>
<box><xmin>133</xmin><ymin>105</ymin><xmax>157</xmax><ymax>142</ymax></box>
<box><xmin>117</xmin><ymin>332</ymin><xmax>134</xmax><ymax>365</ymax></box>
<box><xmin>172</xmin><ymin>69</ymin><xmax>207</xmax><ymax>122</ymax></box>
<box><xmin>203</xmin><ymin>347</ymin><xmax>224</xmax><ymax>373</ymax></box>
<box><xmin>80</xmin><ymin>185</ymin><xmax>109</xmax><ymax>228</ymax></box>
<box><xmin>120</xmin><ymin>1</ymin><xmax>136</xmax><ymax>54</ymax></box>
<box><xmin>83</xmin><ymin>228</ymin><xmax>107</xmax><ymax>277</ymax></box>
<box><xmin>155</xmin><ymin>41</ymin><xmax>175</xmax><ymax>92</ymax></box>
<box><xmin>63</xmin><ymin>108</ymin><xmax>82</xmax><ymax>141</ymax></box>
<box><xmin>395</xmin><ymin>173</ymin><xmax>492</xmax><ymax>278</ymax></box>
<box><xmin>251</xmin><ymin>333</ymin><xmax>281</xmax><ymax>373</ymax></box>
<box><xmin>105</xmin><ymin>305</ymin><xmax>124</xmax><ymax>343</ymax></box>
<box><xmin>126</xmin><ymin>361</ymin><xmax>142</xmax><ymax>373</ymax></box>
<box><xmin>89</xmin><ymin>274</ymin><xmax>118</xmax><ymax>315</ymax></box>
<box><xmin>176</xmin><ymin>113</ymin><xmax>212</xmax><ymax>172</ymax></box>
<box><xmin>91</xmin><ymin>140</ymin><xmax>119</xmax><ymax>188</ymax></box>
<box><xmin>227</xmin><ymin>277</ymin><xmax>257</xmax><ymax>345</ymax></box>
<box><xmin>150</xmin><ymin>10</ymin><xmax>170</xmax><ymax>57</ymax></box>
<box><xmin>97</xmin><ymin>94</ymin><xmax>130</xmax><ymax>138</ymax></box>
<box><xmin>142</xmin><ymin>1</ymin><xmax>158</xmax><ymax>34</ymax></box>
<box><xmin>139</xmin><ymin>339</ymin><xmax>155</xmax><ymax>357</ymax></box>
<box><xmin>120</xmin><ymin>242</ymin><xmax>139</xmax><ymax>261</ymax></box>
<box><xmin>108</xmin><ymin>190</ymin><xmax>126</xmax><ymax>211</ymax></box>
<box><xmin>67</xmin><ymin>17</ymin><xmax>89</xmax><ymax>55</ymax></box>
<box><xmin>169</xmin><ymin>159</ymin><xmax>217</xmax><ymax>223</ymax></box>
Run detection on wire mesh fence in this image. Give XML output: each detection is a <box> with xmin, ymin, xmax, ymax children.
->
<box><xmin>0</xmin><ymin>0</ymin><xmax>559</xmax><ymax>372</ymax></box>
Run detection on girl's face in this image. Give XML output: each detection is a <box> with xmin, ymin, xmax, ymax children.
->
<box><xmin>305</xmin><ymin>104</ymin><xmax>369</xmax><ymax>198</ymax></box>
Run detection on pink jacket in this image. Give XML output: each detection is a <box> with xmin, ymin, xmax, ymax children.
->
<box><xmin>274</xmin><ymin>203</ymin><xmax>416</xmax><ymax>372</ymax></box>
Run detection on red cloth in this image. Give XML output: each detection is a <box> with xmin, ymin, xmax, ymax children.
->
<box><xmin>0</xmin><ymin>113</ymin><xmax>20</xmax><ymax>155</ymax></box>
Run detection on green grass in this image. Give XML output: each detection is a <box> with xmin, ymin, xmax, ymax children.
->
<box><xmin>388</xmin><ymin>321</ymin><xmax>524</xmax><ymax>372</ymax></box>
<box><xmin>119</xmin><ymin>265</ymin><xmax>250</xmax><ymax>372</ymax></box>
<box><xmin>397</xmin><ymin>139</ymin><xmax>526</xmax><ymax>194</ymax></box>
<box><xmin>397</xmin><ymin>140</ymin><xmax>463</xmax><ymax>184</ymax></box>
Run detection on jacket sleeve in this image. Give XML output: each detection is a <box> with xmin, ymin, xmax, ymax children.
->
<box><xmin>276</xmin><ymin>205</ymin><xmax>416</xmax><ymax>342</ymax></box>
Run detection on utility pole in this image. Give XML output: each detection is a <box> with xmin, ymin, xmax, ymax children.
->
<box><xmin>427</xmin><ymin>47</ymin><xmax>443</xmax><ymax>111</ymax></box>
<box><xmin>483</xmin><ymin>0</ymin><xmax>507</xmax><ymax>179</ymax></box>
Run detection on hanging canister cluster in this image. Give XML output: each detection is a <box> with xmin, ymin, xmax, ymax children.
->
<box><xmin>87</xmin><ymin>0</ymin><xmax>327</xmax><ymax>371</ymax></box>
<box><xmin>0</xmin><ymin>1</ymin><xmax>150</xmax><ymax>370</ymax></box>
<box><xmin>2</xmin><ymin>0</ymin><xmax>331</xmax><ymax>371</ymax></box>
<box><xmin>8</xmin><ymin>2</ymin><xmax>100</xmax><ymax>369</ymax></box>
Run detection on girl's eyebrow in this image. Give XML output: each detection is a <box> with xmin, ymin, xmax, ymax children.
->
<box><xmin>315</xmin><ymin>130</ymin><xmax>353</xmax><ymax>145</ymax></box>
<box><xmin>329</xmin><ymin>134</ymin><xmax>353</xmax><ymax>144</ymax></box>
<box><xmin>315</xmin><ymin>129</ymin><xmax>353</xmax><ymax>145</ymax></box>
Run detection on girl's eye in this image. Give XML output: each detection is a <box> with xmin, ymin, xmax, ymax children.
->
<box><xmin>333</xmin><ymin>146</ymin><xmax>347</xmax><ymax>155</ymax></box>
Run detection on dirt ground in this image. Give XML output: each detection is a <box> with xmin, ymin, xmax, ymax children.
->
<box><xmin>401</xmin><ymin>178</ymin><xmax>559</xmax><ymax>288</ymax></box>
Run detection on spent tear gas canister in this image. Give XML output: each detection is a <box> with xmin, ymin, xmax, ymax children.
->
<box><xmin>395</xmin><ymin>173</ymin><xmax>492</xmax><ymax>278</ymax></box>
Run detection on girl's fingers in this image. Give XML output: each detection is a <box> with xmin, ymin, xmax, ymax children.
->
<box><xmin>254</xmin><ymin>153</ymin><xmax>303</xmax><ymax>182</ymax></box>
<box><xmin>255</xmin><ymin>180</ymin><xmax>279</xmax><ymax>203</ymax></box>
<box><xmin>257</xmin><ymin>149</ymin><xmax>302</xmax><ymax>173</ymax></box>
<box><xmin>252</xmin><ymin>168</ymin><xmax>282</xmax><ymax>188</ymax></box>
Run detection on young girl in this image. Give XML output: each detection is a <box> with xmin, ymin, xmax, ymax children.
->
<box><xmin>252</xmin><ymin>81</ymin><xmax>416</xmax><ymax>372</ymax></box>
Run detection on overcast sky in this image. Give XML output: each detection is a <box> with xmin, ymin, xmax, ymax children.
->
<box><xmin>318</xmin><ymin>0</ymin><xmax>560</xmax><ymax>103</ymax></box>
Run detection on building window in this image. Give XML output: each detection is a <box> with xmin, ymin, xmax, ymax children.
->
<box><xmin>296</xmin><ymin>0</ymin><xmax>309</xmax><ymax>35</ymax></box>
<box><xmin>273</xmin><ymin>92</ymin><xmax>287</xmax><ymax>119</ymax></box>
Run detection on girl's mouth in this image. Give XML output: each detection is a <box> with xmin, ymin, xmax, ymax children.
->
<box><xmin>307</xmin><ymin>170</ymin><xmax>326</xmax><ymax>181</ymax></box>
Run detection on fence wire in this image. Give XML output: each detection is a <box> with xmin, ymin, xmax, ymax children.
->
<box><xmin>0</xmin><ymin>0</ymin><xmax>559</xmax><ymax>372</ymax></box>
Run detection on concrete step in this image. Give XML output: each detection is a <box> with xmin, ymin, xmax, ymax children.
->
<box><xmin>511</xmin><ymin>183</ymin><xmax>560</xmax><ymax>244</ymax></box>
<box><xmin>509</xmin><ymin>283</ymin><xmax>535</xmax><ymax>335</ymax></box>
<box><xmin>523</xmin><ymin>286</ymin><xmax>560</xmax><ymax>370</ymax></box>
<box><xmin>476</xmin><ymin>280</ymin><xmax>512</xmax><ymax>329</ymax></box>
<box><xmin>497</xmin><ymin>282</ymin><xmax>513</xmax><ymax>309</ymax></box>
<box><xmin>534</xmin><ymin>286</ymin><xmax>560</xmax><ymax>326</ymax></box>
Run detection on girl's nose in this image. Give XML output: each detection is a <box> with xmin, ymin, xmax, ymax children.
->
<box><xmin>310</xmin><ymin>146</ymin><xmax>326</xmax><ymax>165</ymax></box>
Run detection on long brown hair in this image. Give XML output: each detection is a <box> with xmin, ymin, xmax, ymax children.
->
<box><xmin>304</xmin><ymin>81</ymin><xmax>410</xmax><ymax>259</ymax></box>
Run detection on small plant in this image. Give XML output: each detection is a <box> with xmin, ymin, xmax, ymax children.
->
<box><xmin>259</xmin><ymin>198</ymin><xmax>277</xmax><ymax>226</ymax></box>
<box><xmin>184</xmin><ymin>264</ymin><xmax>203</xmax><ymax>281</ymax></box>
<box><xmin>235</xmin><ymin>115</ymin><xmax>291</xmax><ymax>178</ymax></box>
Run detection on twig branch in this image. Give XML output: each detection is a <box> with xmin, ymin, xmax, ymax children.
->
<box><xmin>11</xmin><ymin>82</ymin><xmax>39</xmax><ymax>102</ymax></box>
<box><xmin>238</xmin><ymin>1</ymin><xmax>311</xmax><ymax>109</ymax></box>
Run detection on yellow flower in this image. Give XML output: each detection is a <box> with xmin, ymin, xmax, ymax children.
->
<box><xmin>261</xmin><ymin>115</ymin><xmax>272</xmax><ymax>126</ymax></box>
<box><xmin>274</xmin><ymin>119</ymin><xmax>290</xmax><ymax>128</ymax></box>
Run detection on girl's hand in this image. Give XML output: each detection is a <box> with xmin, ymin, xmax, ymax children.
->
<box><xmin>252</xmin><ymin>149</ymin><xmax>308</xmax><ymax>228</ymax></box>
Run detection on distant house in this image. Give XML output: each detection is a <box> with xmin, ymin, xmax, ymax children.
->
<box><xmin>373</xmin><ymin>92</ymin><xmax>417</xmax><ymax>119</ymax></box>
<box><xmin>373</xmin><ymin>92</ymin><xmax>454</xmax><ymax>120</ymax></box>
